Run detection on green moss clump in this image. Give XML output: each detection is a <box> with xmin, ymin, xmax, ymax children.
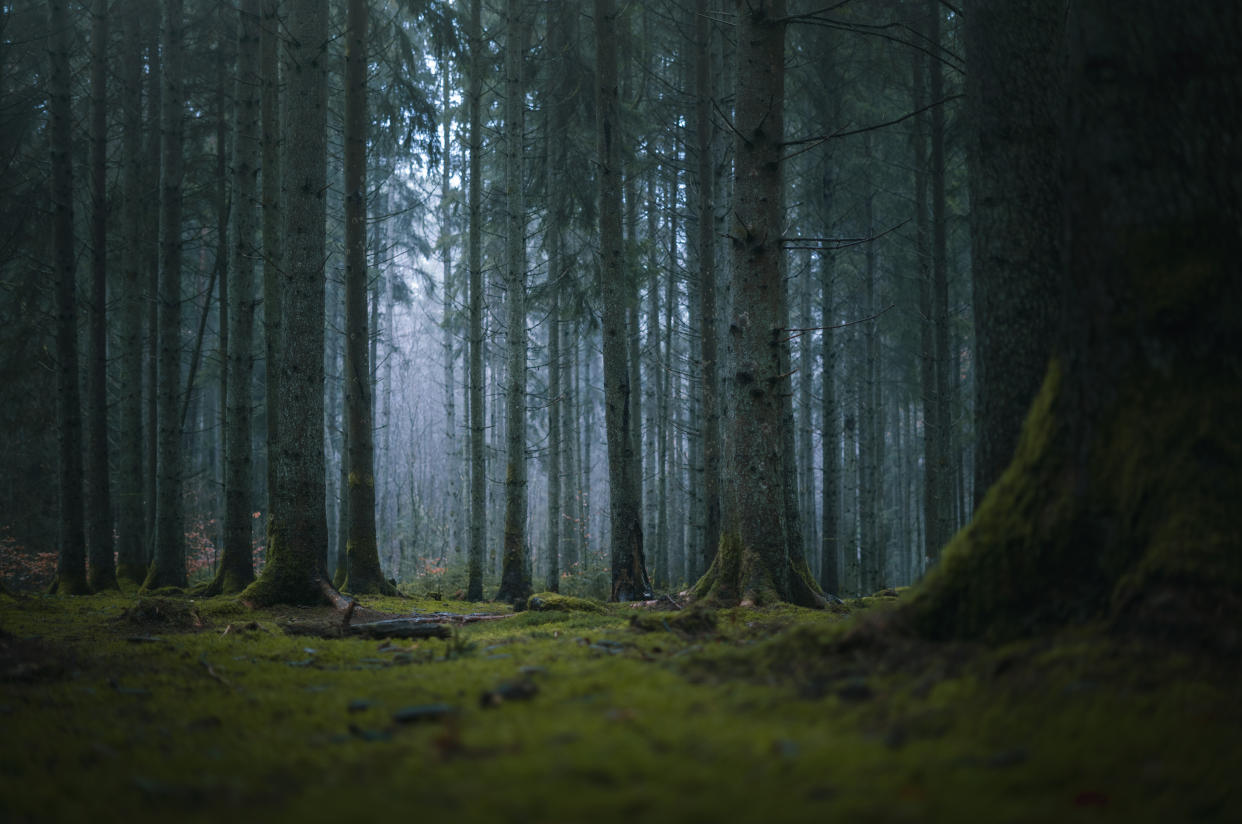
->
<box><xmin>630</xmin><ymin>607</ymin><xmax>718</xmax><ymax>637</ymax></box>
<box><xmin>527</xmin><ymin>592</ymin><xmax>605</xmax><ymax>613</ymax></box>
<box><xmin>118</xmin><ymin>596</ymin><xmax>204</xmax><ymax>629</ymax></box>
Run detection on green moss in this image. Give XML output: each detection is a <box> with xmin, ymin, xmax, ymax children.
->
<box><xmin>527</xmin><ymin>592</ymin><xmax>605</xmax><ymax>613</ymax></box>
<box><xmin>3</xmin><ymin>589</ymin><xmax>1239</xmax><ymax>823</ymax></box>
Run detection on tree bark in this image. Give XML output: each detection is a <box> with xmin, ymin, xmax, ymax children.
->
<box><xmin>693</xmin><ymin>0</ymin><xmax>822</xmax><ymax>608</ymax></box>
<box><xmin>116</xmin><ymin>3</ymin><xmax>148</xmax><ymax>586</ymax></box>
<box><xmin>86</xmin><ymin>0</ymin><xmax>117</xmax><ymax>591</ymax></box>
<box><xmin>495</xmin><ymin>0</ymin><xmax>532</xmax><ymax>605</ymax></box>
<box><xmin>596</xmin><ymin>0</ymin><xmax>652</xmax><ymax>603</ymax></box>
<box><xmin>964</xmin><ymin>0</ymin><xmax>1060</xmax><ymax>504</ymax></box>
<box><xmin>242</xmin><ymin>0</ymin><xmax>350</xmax><ymax>609</ymax></box>
<box><xmin>49</xmin><ymin>0</ymin><xmax>88</xmax><ymax>595</ymax></box>
<box><xmin>466</xmin><ymin>0</ymin><xmax>486</xmax><ymax>602</ymax></box>
<box><xmin>143</xmin><ymin>0</ymin><xmax>188</xmax><ymax>591</ymax></box>
<box><xmin>339</xmin><ymin>0</ymin><xmax>394</xmax><ymax>596</ymax></box>
<box><xmin>904</xmin><ymin>0</ymin><xmax>1242</xmax><ymax>646</ymax></box>
<box><xmin>210</xmin><ymin>0</ymin><xmax>262</xmax><ymax>596</ymax></box>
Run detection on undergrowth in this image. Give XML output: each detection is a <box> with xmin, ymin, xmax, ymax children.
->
<box><xmin>0</xmin><ymin>589</ymin><xmax>1237</xmax><ymax>823</ymax></box>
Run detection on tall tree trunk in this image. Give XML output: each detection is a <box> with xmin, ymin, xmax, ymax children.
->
<box><xmin>87</xmin><ymin>0</ymin><xmax>117</xmax><ymax>591</ymax></box>
<box><xmin>116</xmin><ymin>4</ymin><xmax>148</xmax><ymax>586</ymax></box>
<box><xmin>693</xmin><ymin>0</ymin><xmax>721</xmax><ymax>578</ymax></box>
<box><xmin>819</xmin><ymin>246</ymin><xmax>839</xmax><ymax>596</ymax></box>
<box><xmin>144</xmin><ymin>0</ymin><xmax>188</xmax><ymax>591</ymax></box>
<box><xmin>260</xmin><ymin>0</ymin><xmax>282</xmax><ymax>526</ymax></box>
<box><xmin>439</xmin><ymin>34</ymin><xmax>459</xmax><ymax>567</ymax></box>
<box><xmin>49</xmin><ymin>0</ymin><xmax>88</xmax><ymax>595</ymax></box>
<box><xmin>694</xmin><ymin>0</ymin><xmax>822</xmax><ymax>607</ymax></box>
<box><xmin>495</xmin><ymin>0</ymin><xmax>532</xmax><ymax>605</ymax></box>
<box><xmin>143</xmin><ymin>9</ymin><xmax>162</xmax><ymax>566</ymax></box>
<box><xmin>913</xmin><ymin>31</ymin><xmax>939</xmax><ymax>568</ymax></box>
<box><xmin>905</xmin><ymin>0</ymin><xmax>1242</xmax><ymax>646</ymax></box>
<box><xmin>965</xmin><ymin>0</ymin><xmax>1060</xmax><ymax>504</ymax></box>
<box><xmin>210</xmin><ymin>0</ymin><xmax>261</xmax><ymax>595</ymax></box>
<box><xmin>596</xmin><ymin>0</ymin><xmax>652</xmax><ymax>602</ymax></box>
<box><xmin>243</xmin><ymin>0</ymin><xmax>349</xmax><ymax>609</ymax></box>
<box><xmin>928</xmin><ymin>0</ymin><xmax>952</xmax><ymax>562</ymax></box>
<box><xmin>339</xmin><ymin>0</ymin><xmax>393</xmax><ymax>596</ymax></box>
<box><xmin>465</xmin><ymin>0</ymin><xmax>486</xmax><ymax>602</ymax></box>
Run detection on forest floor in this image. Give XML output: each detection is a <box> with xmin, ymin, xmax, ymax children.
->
<box><xmin>1</xmin><ymin>587</ymin><xmax>1238</xmax><ymax>823</ymax></box>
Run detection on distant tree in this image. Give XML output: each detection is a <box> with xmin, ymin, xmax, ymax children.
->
<box><xmin>85</xmin><ymin>0</ymin><xmax>117</xmax><ymax>592</ymax></box>
<box><xmin>143</xmin><ymin>0</ymin><xmax>188</xmax><ymax>591</ymax></box>
<box><xmin>905</xmin><ymin>0</ymin><xmax>1242</xmax><ymax>643</ymax></box>
<box><xmin>115</xmin><ymin>2</ymin><xmax>148</xmax><ymax>586</ymax></box>
<box><xmin>465</xmin><ymin>0</ymin><xmax>486</xmax><ymax>602</ymax></box>
<box><xmin>48</xmin><ymin>0</ymin><xmax>88</xmax><ymax>595</ymax></box>
<box><xmin>208</xmin><ymin>0</ymin><xmax>261</xmax><ymax>596</ymax></box>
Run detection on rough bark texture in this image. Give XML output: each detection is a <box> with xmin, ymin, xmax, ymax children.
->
<box><xmin>242</xmin><ymin>0</ymin><xmax>348</xmax><ymax>609</ymax></box>
<box><xmin>260</xmin><ymin>0</ymin><xmax>282</xmax><ymax>516</ymax></box>
<box><xmin>965</xmin><ymin>0</ymin><xmax>1060</xmax><ymax>505</ymax></box>
<box><xmin>693</xmin><ymin>0</ymin><xmax>822</xmax><ymax>608</ymax></box>
<box><xmin>905</xmin><ymin>1</ymin><xmax>1242</xmax><ymax>646</ymax></box>
<box><xmin>209</xmin><ymin>0</ymin><xmax>261</xmax><ymax>596</ymax></box>
<box><xmin>143</xmin><ymin>0</ymin><xmax>188</xmax><ymax>592</ymax></box>
<box><xmin>339</xmin><ymin>0</ymin><xmax>395</xmax><ymax>597</ymax></box>
<box><xmin>693</xmin><ymin>0</ymin><xmax>722</xmax><ymax>577</ymax></box>
<box><xmin>596</xmin><ymin>0</ymin><xmax>653</xmax><ymax>603</ymax></box>
<box><xmin>465</xmin><ymin>0</ymin><xmax>485</xmax><ymax>602</ymax></box>
<box><xmin>495</xmin><ymin>0</ymin><xmax>532</xmax><ymax>606</ymax></box>
<box><xmin>49</xmin><ymin>0</ymin><xmax>88</xmax><ymax>595</ymax></box>
<box><xmin>115</xmin><ymin>5</ymin><xmax>147</xmax><ymax>586</ymax></box>
<box><xmin>86</xmin><ymin>0</ymin><xmax>117</xmax><ymax>591</ymax></box>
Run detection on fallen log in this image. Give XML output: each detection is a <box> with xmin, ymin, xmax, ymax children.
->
<box><xmin>346</xmin><ymin>618</ymin><xmax>452</xmax><ymax>640</ymax></box>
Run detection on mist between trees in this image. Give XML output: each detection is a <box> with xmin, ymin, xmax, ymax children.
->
<box><xmin>7</xmin><ymin>0</ymin><xmax>1231</xmax><ymax>615</ymax></box>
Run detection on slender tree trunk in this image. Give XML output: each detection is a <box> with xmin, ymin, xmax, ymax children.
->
<box><xmin>439</xmin><ymin>34</ymin><xmax>459</xmax><ymax>566</ymax></box>
<box><xmin>144</xmin><ymin>0</ymin><xmax>188</xmax><ymax>590</ymax></box>
<box><xmin>261</xmin><ymin>0</ymin><xmax>282</xmax><ymax>527</ymax></box>
<box><xmin>143</xmin><ymin>11</ymin><xmax>162</xmax><ymax>566</ymax></box>
<box><xmin>596</xmin><ymin>0</ymin><xmax>652</xmax><ymax>602</ymax></box>
<box><xmin>819</xmin><ymin>246</ymin><xmax>839</xmax><ymax>595</ymax></box>
<box><xmin>49</xmin><ymin>0</ymin><xmax>88</xmax><ymax>595</ymax></box>
<box><xmin>339</xmin><ymin>0</ymin><xmax>392</xmax><ymax>596</ymax></box>
<box><xmin>86</xmin><ymin>0</ymin><xmax>117</xmax><ymax>591</ymax></box>
<box><xmin>116</xmin><ymin>4</ymin><xmax>148</xmax><ymax>586</ymax></box>
<box><xmin>693</xmin><ymin>0</ymin><xmax>721</xmax><ymax>578</ymax></box>
<box><xmin>210</xmin><ymin>0</ymin><xmax>261</xmax><ymax>595</ymax></box>
<box><xmin>929</xmin><ymin>0</ymin><xmax>952</xmax><ymax>561</ymax></box>
<box><xmin>913</xmin><ymin>33</ymin><xmax>939</xmax><ymax>567</ymax></box>
<box><xmin>465</xmin><ymin>0</ymin><xmax>486</xmax><ymax>601</ymax></box>
<box><xmin>694</xmin><ymin>0</ymin><xmax>822</xmax><ymax>607</ymax></box>
<box><xmin>495</xmin><ymin>0</ymin><xmax>532</xmax><ymax>605</ymax></box>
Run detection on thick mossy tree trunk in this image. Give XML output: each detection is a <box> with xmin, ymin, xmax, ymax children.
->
<box><xmin>904</xmin><ymin>1</ymin><xmax>1242</xmax><ymax>645</ymax></box>
<box><xmin>207</xmin><ymin>0</ymin><xmax>261</xmax><ymax>597</ymax></box>
<box><xmin>241</xmin><ymin>0</ymin><xmax>350</xmax><ymax>611</ymax></box>
<box><xmin>692</xmin><ymin>0</ymin><xmax>823</xmax><ymax>609</ymax></box>
<box><xmin>340</xmin><ymin>0</ymin><xmax>395</xmax><ymax>597</ymax></box>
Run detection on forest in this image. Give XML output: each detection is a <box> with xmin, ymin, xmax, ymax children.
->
<box><xmin>1</xmin><ymin>0</ymin><xmax>1240</xmax><ymax>821</ymax></box>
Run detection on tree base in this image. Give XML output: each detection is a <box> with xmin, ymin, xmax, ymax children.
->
<box><xmin>903</xmin><ymin>359</ymin><xmax>1242</xmax><ymax>647</ymax></box>
<box><xmin>692</xmin><ymin>531</ymin><xmax>826</xmax><ymax>609</ymax></box>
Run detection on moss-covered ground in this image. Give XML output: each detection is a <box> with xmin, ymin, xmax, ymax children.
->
<box><xmin>1</xmin><ymin>589</ymin><xmax>1237</xmax><ymax>823</ymax></box>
